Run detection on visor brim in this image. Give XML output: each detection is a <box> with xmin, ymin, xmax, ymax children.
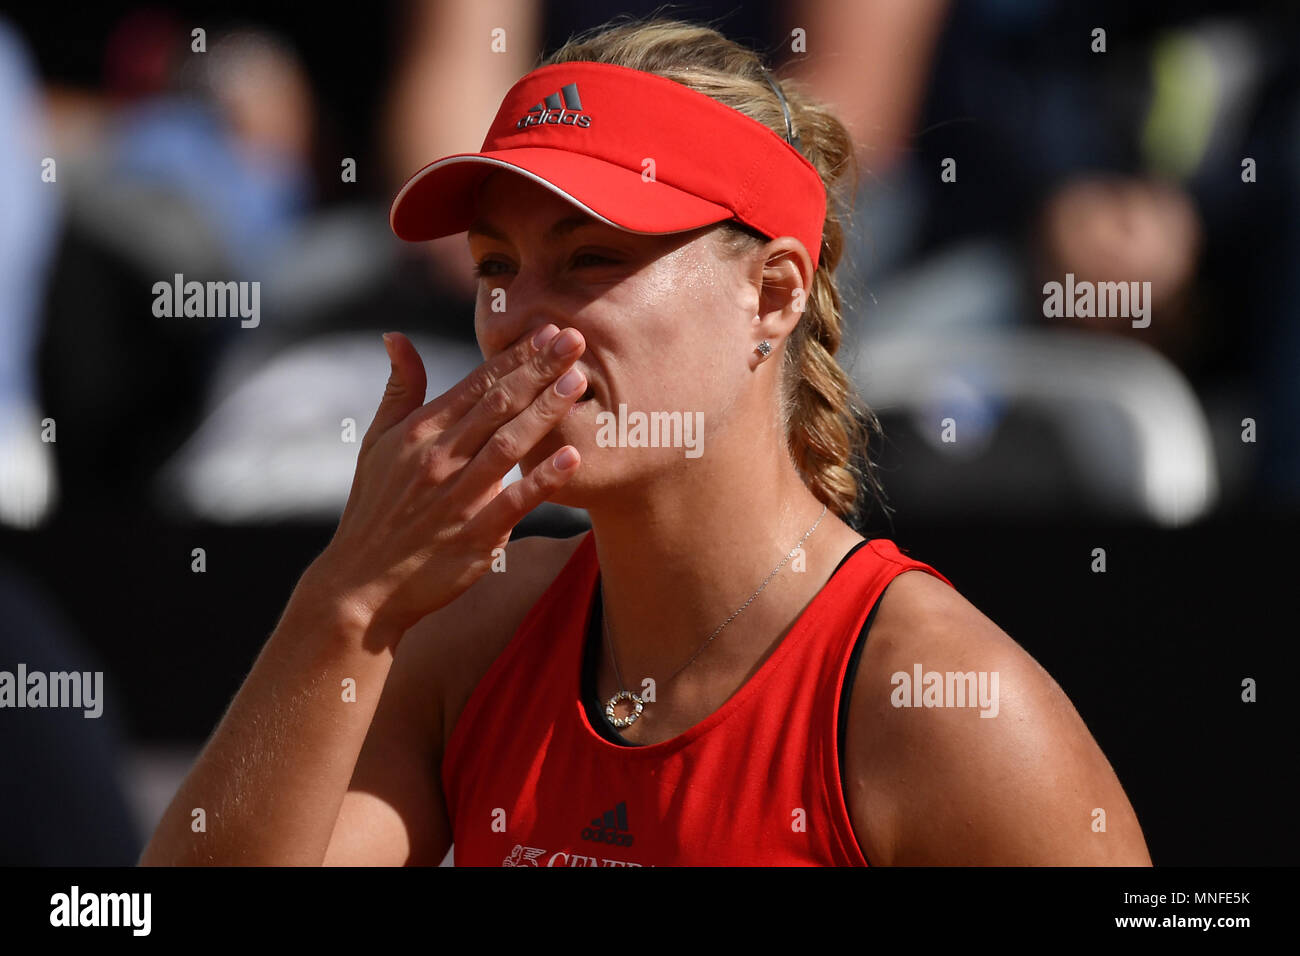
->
<box><xmin>390</xmin><ymin>148</ymin><xmax>736</xmax><ymax>242</ymax></box>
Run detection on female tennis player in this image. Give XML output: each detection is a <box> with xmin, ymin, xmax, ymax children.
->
<box><xmin>141</xmin><ymin>18</ymin><xmax>1150</xmax><ymax>867</ymax></box>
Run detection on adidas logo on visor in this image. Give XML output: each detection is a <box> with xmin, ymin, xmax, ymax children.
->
<box><xmin>516</xmin><ymin>81</ymin><xmax>592</xmax><ymax>129</ymax></box>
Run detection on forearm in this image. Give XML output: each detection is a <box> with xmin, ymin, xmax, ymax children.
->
<box><xmin>139</xmin><ymin>569</ymin><xmax>400</xmax><ymax>866</ymax></box>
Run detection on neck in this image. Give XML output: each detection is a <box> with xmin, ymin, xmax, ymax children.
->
<box><xmin>585</xmin><ymin>434</ymin><xmax>859</xmax><ymax>705</ymax></box>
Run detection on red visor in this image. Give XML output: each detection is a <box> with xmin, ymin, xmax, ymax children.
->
<box><xmin>389</xmin><ymin>60</ymin><xmax>827</xmax><ymax>270</ymax></box>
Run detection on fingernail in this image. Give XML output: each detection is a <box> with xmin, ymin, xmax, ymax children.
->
<box><xmin>555</xmin><ymin>368</ymin><xmax>584</xmax><ymax>396</ymax></box>
<box><xmin>554</xmin><ymin>447</ymin><xmax>579</xmax><ymax>469</ymax></box>
<box><xmin>532</xmin><ymin>324</ymin><xmax>560</xmax><ymax>349</ymax></box>
<box><xmin>382</xmin><ymin>333</ymin><xmax>394</xmax><ymax>360</ymax></box>
<box><xmin>552</xmin><ymin>328</ymin><xmax>582</xmax><ymax>356</ymax></box>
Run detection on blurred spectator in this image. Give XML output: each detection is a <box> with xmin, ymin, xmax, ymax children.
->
<box><xmin>112</xmin><ymin>25</ymin><xmax>314</xmax><ymax>273</ymax></box>
<box><xmin>36</xmin><ymin>18</ymin><xmax>318</xmax><ymax>512</ymax></box>
<box><xmin>825</xmin><ymin>0</ymin><xmax>1300</xmax><ymax>511</ymax></box>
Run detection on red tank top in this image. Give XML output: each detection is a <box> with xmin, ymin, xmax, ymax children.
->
<box><xmin>442</xmin><ymin>531</ymin><xmax>953</xmax><ymax>867</ymax></box>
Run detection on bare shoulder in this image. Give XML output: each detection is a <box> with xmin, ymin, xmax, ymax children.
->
<box><xmin>843</xmin><ymin>568</ymin><xmax>1151</xmax><ymax>866</ymax></box>
<box><xmin>322</xmin><ymin>531</ymin><xmax>586</xmax><ymax>865</ymax></box>
<box><xmin>408</xmin><ymin>531</ymin><xmax>589</xmax><ymax>752</ymax></box>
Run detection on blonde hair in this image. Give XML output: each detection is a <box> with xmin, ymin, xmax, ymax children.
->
<box><xmin>541</xmin><ymin>14</ymin><xmax>888</xmax><ymax>524</ymax></box>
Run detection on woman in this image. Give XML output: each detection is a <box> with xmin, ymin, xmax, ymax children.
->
<box><xmin>141</xmin><ymin>17</ymin><xmax>1150</xmax><ymax>866</ymax></box>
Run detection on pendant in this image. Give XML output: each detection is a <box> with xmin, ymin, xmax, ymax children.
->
<box><xmin>604</xmin><ymin>689</ymin><xmax>645</xmax><ymax>728</ymax></box>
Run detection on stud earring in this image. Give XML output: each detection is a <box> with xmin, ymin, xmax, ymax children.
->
<box><xmin>755</xmin><ymin>340</ymin><xmax>772</xmax><ymax>358</ymax></box>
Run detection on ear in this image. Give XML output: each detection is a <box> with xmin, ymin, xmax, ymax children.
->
<box><xmin>755</xmin><ymin>236</ymin><xmax>815</xmax><ymax>343</ymax></box>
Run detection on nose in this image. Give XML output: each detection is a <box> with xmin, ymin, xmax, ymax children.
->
<box><xmin>474</xmin><ymin>269</ymin><xmax>575</xmax><ymax>360</ymax></box>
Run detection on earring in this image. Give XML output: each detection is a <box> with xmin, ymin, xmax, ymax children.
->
<box><xmin>753</xmin><ymin>313</ymin><xmax>772</xmax><ymax>359</ymax></box>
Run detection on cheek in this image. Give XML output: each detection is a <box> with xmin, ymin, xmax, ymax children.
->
<box><xmin>633</xmin><ymin>251</ymin><xmax>744</xmax><ymax>341</ymax></box>
<box><xmin>601</xmin><ymin>246</ymin><xmax>748</xmax><ymax>407</ymax></box>
<box><xmin>615</xmin><ymin>341</ymin><xmax>738</xmax><ymax>420</ymax></box>
<box><xmin>626</xmin><ymin>260</ymin><xmax>748</xmax><ymax>403</ymax></box>
<box><xmin>471</xmin><ymin>310</ymin><xmax>493</xmax><ymax>360</ymax></box>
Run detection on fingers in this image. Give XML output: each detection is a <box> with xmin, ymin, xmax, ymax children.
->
<box><xmin>414</xmin><ymin>324</ymin><xmax>562</xmax><ymax>439</ymax></box>
<box><xmin>449</xmin><ymin>341</ymin><xmax>586</xmax><ymax>498</ymax></box>
<box><xmin>361</xmin><ymin>332</ymin><xmax>428</xmax><ymax>454</ymax></box>
<box><xmin>461</xmin><ymin>445</ymin><xmax>581</xmax><ymax>544</ymax></box>
<box><xmin>440</xmin><ymin>325</ymin><xmax>584</xmax><ymax>464</ymax></box>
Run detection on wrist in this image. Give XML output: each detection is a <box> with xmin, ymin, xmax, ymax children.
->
<box><xmin>289</xmin><ymin>559</ymin><xmax>402</xmax><ymax>650</ymax></box>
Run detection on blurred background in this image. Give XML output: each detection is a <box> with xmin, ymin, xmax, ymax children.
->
<box><xmin>0</xmin><ymin>0</ymin><xmax>1295</xmax><ymax>866</ymax></box>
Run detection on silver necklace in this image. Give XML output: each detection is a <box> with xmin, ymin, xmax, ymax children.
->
<box><xmin>599</xmin><ymin>502</ymin><xmax>828</xmax><ymax>729</ymax></box>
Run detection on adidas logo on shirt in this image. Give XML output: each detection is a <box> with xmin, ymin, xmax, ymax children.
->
<box><xmin>581</xmin><ymin>800</ymin><xmax>635</xmax><ymax>847</ymax></box>
<box><xmin>515</xmin><ymin>81</ymin><xmax>592</xmax><ymax>129</ymax></box>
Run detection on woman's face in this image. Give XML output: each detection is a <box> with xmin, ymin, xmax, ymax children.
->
<box><xmin>467</xmin><ymin>169</ymin><xmax>763</xmax><ymax>502</ymax></box>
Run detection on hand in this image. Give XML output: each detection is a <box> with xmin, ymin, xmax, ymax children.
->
<box><xmin>308</xmin><ymin>325</ymin><xmax>586</xmax><ymax>641</ymax></box>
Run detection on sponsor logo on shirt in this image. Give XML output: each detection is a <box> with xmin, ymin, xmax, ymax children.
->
<box><xmin>502</xmin><ymin>844</ymin><xmax>648</xmax><ymax>867</ymax></box>
<box><xmin>581</xmin><ymin>801</ymin><xmax>635</xmax><ymax>847</ymax></box>
<box><xmin>500</xmin><ymin>801</ymin><xmax>648</xmax><ymax>866</ymax></box>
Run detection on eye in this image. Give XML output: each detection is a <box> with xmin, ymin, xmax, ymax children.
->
<box><xmin>572</xmin><ymin>251</ymin><xmax>615</xmax><ymax>267</ymax></box>
<box><xmin>472</xmin><ymin>250</ymin><xmax>619</xmax><ymax>280</ymax></box>
<box><xmin>472</xmin><ymin>258</ymin><xmax>509</xmax><ymax>279</ymax></box>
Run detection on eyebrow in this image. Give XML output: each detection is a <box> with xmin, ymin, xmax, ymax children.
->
<box><xmin>467</xmin><ymin>213</ymin><xmax>603</xmax><ymax>243</ymax></box>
